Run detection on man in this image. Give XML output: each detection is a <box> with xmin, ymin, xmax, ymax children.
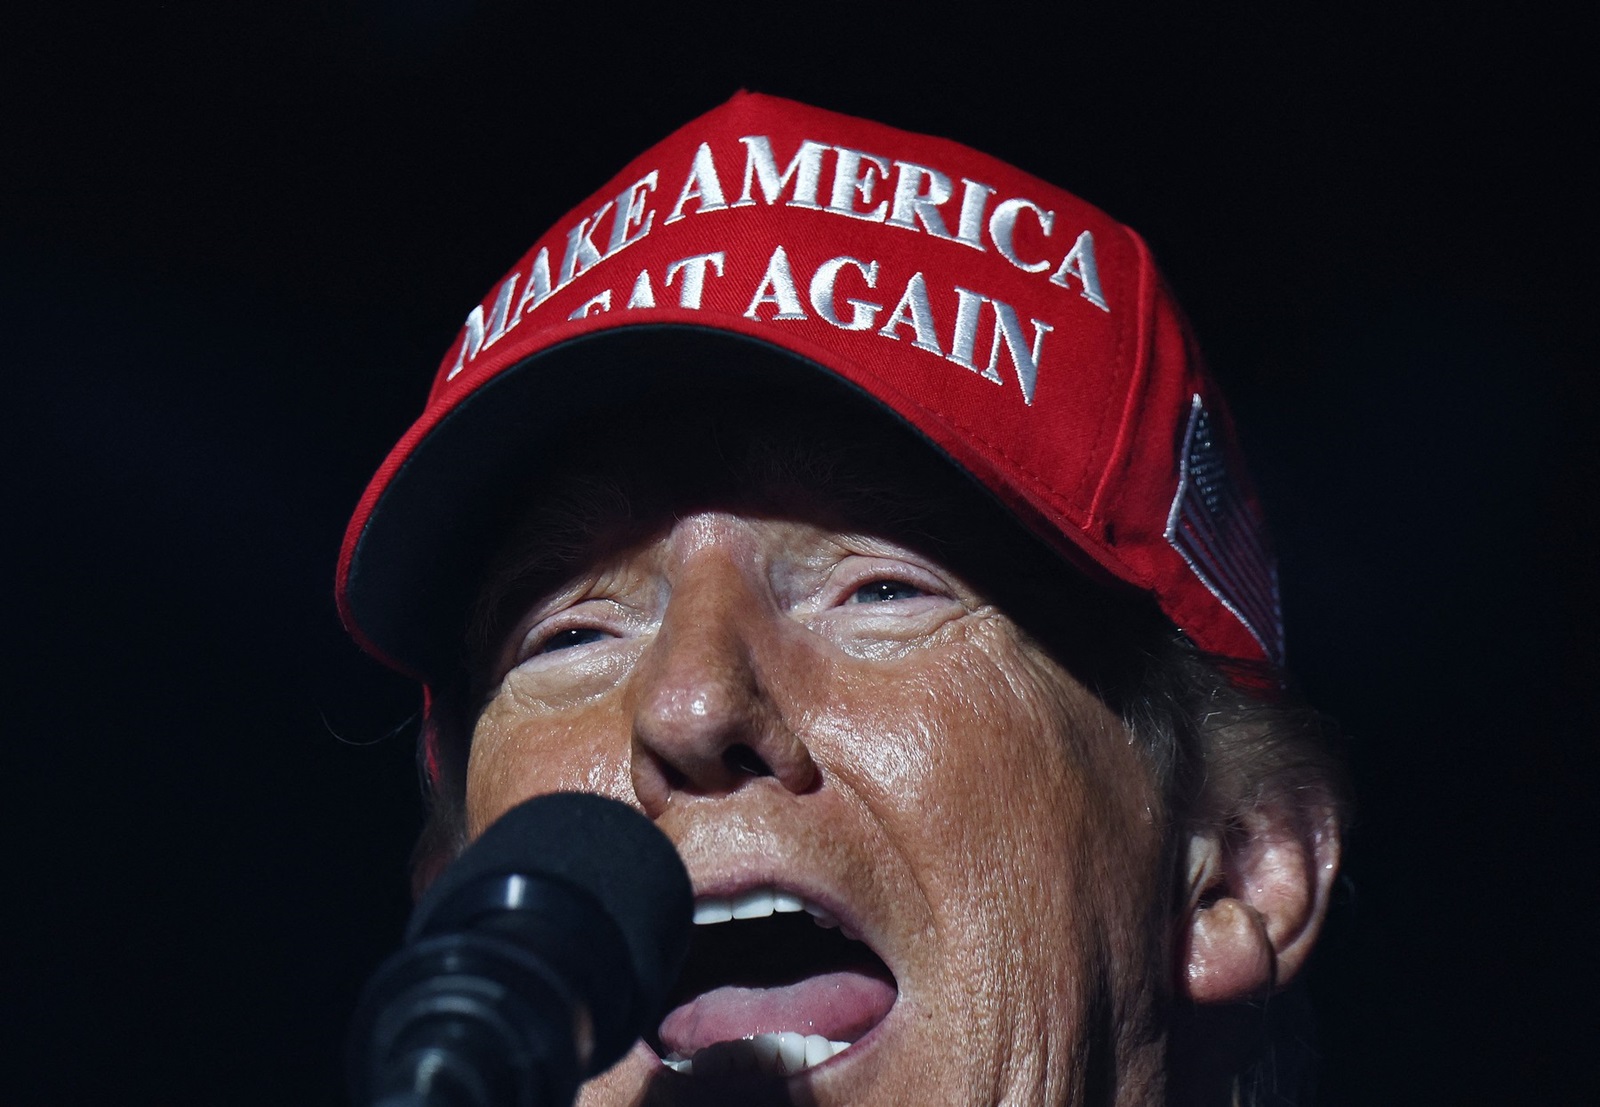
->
<box><xmin>338</xmin><ymin>93</ymin><xmax>1346</xmax><ymax>1106</ymax></box>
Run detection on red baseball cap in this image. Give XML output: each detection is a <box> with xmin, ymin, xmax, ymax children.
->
<box><xmin>338</xmin><ymin>91</ymin><xmax>1282</xmax><ymax>687</ymax></box>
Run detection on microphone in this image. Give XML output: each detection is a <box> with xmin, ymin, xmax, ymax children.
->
<box><xmin>348</xmin><ymin>793</ymin><xmax>693</xmax><ymax>1107</ymax></box>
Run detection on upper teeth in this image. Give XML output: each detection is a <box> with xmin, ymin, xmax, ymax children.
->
<box><xmin>694</xmin><ymin>887</ymin><xmax>827</xmax><ymax>925</ymax></box>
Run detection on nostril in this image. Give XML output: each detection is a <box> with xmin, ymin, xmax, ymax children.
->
<box><xmin>723</xmin><ymin>743</ymin><xmax>774</xmax><ymax>777</ymax></box>
<box><xmin>659</xmin><ymin>761</ymin><xmax>690</xmax><ymax>792</ymax></box>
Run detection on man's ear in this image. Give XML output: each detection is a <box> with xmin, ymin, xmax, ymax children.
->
<box><xmin>1178</xmin><ymin>799</ymin><xmax>1341</xmax><ymax>1004</ymax></box>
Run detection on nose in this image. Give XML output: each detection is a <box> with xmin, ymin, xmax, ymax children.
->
<box><xmin>629</xmin><ymin>554</ymin><xmax>818</xmax><ymax>816</ymax></box>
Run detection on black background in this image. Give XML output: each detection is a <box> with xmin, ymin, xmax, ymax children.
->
<box><xmin>5</xmin><ymin>3</ymin><xmax>1594</xmax><ymax>1104</ymax></box>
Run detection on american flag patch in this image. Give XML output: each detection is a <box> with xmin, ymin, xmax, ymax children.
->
<box><xmin>1165</xmin><ymin>395</ymin><xmax>1285</xmax><ymax>665</ymax></box>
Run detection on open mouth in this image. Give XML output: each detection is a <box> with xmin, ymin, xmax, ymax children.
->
<box><xmin>650</xmin><ymin>886</ymin><xmax>897</xmax><ymax>1079</ymax></box>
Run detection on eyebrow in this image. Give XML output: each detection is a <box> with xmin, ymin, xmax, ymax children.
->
<box><xmin>467</xmin><ymin>474</ymin><xmax>641</xmax><ymax>660</ymax></box>
<box><xmin>463</xmin><ymin>434</ymin><xmax>971</xmax><ymax>666</ymax></box>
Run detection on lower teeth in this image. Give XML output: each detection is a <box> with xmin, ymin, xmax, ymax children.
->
<box><xmin>663</xmin><ymin>1032</ymin><xmax>852</xmax><ymax>1077</ymax></box>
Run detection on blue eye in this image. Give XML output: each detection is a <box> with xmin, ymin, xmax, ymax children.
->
<box><xmin>536</xmin><ymin>627</ymin><xmax>609</xmax><ymax>654</ymax></box>
<box><xmin>850</xmin><ymin>580</ymin><xmax>925</xmax><ymax>604</ymax></box>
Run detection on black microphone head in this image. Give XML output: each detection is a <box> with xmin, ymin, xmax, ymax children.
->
<box><xmin>410</xmin><ymin>792</ymin><xmax>693</xmax><ymax>1031</ymax></box>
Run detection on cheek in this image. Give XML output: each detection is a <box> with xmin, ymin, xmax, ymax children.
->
<box><xmin>464</xmin><ymin>695</ymin><xmax>635</xmax><ymax>838</ymax></box>
<box><xmin>826</xmin><ymin>638</ymin><xmax>1086</xmax><ymax>847</ymax></box>
<box><xmin>823</xmin><ymin>631</ymin><xmax>1163</xmax><ymax>958</ymax></box>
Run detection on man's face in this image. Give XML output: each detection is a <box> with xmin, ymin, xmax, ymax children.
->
<box><xmin>462</xmin><ymin>411</ymin><xmax>1171</xmax><ymax>1105</ymax></box>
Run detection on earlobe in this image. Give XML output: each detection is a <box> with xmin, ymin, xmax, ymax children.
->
<box><xmin>1179</xmin><ymin>803</ymin><xmax>1341</xmax><ymax>1004</ymax></box>
<box><xmin>1184</xmin><ymin>890</ymin><xmax>1276</xmax><ymax>1003</ymax></box>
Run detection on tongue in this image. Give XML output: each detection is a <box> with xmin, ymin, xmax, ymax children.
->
<box><xmin>658</xmin><ymin>970</ymin><xmax>896</xmax><ymax>1058</ymax></box>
